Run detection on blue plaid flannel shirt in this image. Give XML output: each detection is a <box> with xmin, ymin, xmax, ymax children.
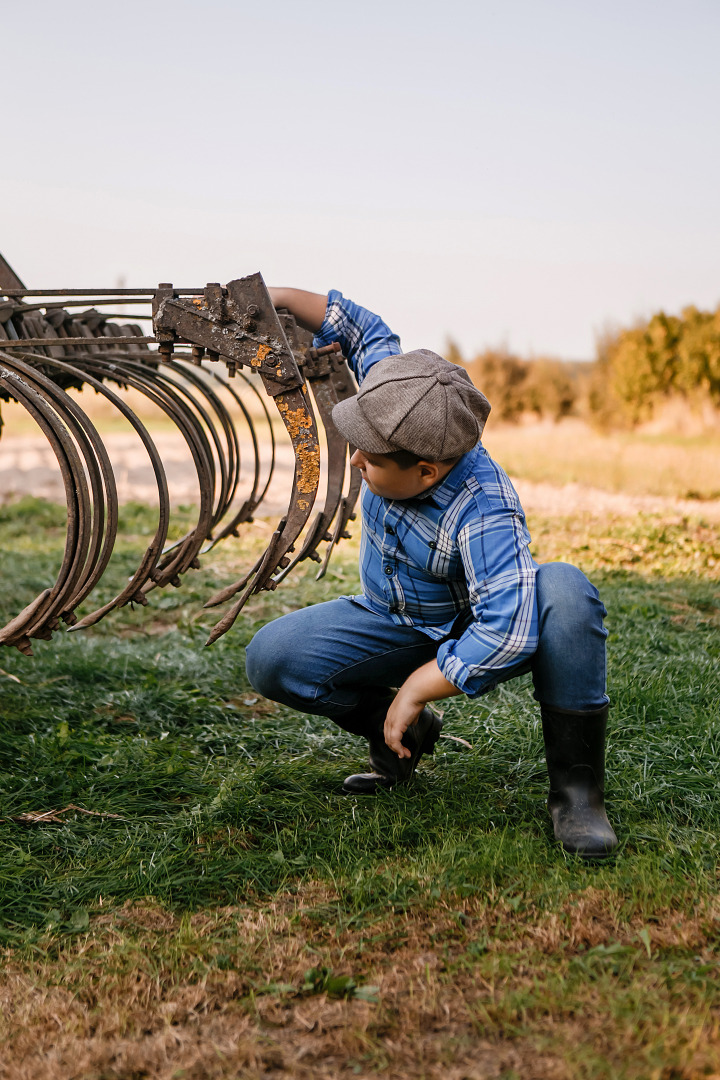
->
<box><xmin>313</xmin><ymin>290</ymin><xmax>538</xmax><ymax>697</ymax></box>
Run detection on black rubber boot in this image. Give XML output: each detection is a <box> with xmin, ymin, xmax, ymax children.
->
<box><xmin>342</xmin><ymin>704</ymin><xmax>443</xmax><ymax>794</ymax></box>
<box><xmin>541</xmin><ymin>702</ymin><xmax>618</xmax><ymax>859</ymax></box>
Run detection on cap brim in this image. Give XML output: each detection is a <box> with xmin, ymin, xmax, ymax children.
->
<box><xmin>331</xmin><ymin>397</ymin><xmax>398</xmax><ymax>454</ymax></box>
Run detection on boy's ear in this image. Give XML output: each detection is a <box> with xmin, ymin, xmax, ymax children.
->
<box><xmin>417</xmin><ymin>461</ymin><xmax>441</xmax><ymax>485</ymax></box>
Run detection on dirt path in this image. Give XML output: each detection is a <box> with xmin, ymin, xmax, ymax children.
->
<box><xmin>1</xmin><ymin>431</ymin><xmax>719</xmax><ymax>521</ymax></box>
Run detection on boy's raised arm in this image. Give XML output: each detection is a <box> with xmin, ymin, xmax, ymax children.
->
<box><xmin>270</xmin><ymin>287</ymin><xmax>402</xmax><ymax>383</ymax></box>
<box><xmin>268</xmin><ymin>287</ymin><xmax>328</xmax><ymax>334</ymax></box>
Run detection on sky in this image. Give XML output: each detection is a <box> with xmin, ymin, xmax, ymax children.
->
<box><xmin>3</xmin><ymin>0</ymin><xmax>719</xmax><ymax>361</ymax></box>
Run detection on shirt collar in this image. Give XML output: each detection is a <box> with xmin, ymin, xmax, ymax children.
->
<box><xmin>410</xmin><ymin>443</ymin><xmax>483</xmax><ymax>508</ymax></box>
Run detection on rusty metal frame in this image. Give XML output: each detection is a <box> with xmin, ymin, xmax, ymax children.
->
<box><xmin>0</xmin><ymin>257</ymin><xmax>362</xmax><ymax>653</ymax></box>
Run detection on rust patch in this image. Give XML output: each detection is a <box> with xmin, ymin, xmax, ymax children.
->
<box><xmin>252</xmin><ymin>343</ymin><xmax>273</xmax><ymax>368</ymax></box>
<box><xmin>277</xmin><ymin>400</ymin><xmax>313</xmax><ymax>436</ymax></box>
<box><xmin>276</xmin><ymin>400</ymin><xmax>320</xmax><ymax>496</ymax></box>
<box><xmin>295</xmin><ymin>445</ymin><xmax>320</xmax><ymax>496</ymax></box>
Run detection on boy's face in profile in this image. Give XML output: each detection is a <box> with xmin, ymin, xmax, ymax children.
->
<box><xmin>350</xmin><ymin>448</ymin><xmax>453</xmax><ymax>501</ymax></box>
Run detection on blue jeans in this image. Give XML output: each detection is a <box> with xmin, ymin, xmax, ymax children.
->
<box><xmin>245</xmin><ymin>563</ymin><xmax>608</xmax><ymax>728</ymax></box>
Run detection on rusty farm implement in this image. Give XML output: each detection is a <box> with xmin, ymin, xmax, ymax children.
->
<box><xmin>0</xmin><ymin>254</ymin><xmax>360</xmax><ymax>656</ymax></box>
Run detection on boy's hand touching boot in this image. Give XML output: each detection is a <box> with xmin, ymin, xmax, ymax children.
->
<box><xmin>384</xmin><ymin>659</ymin><xmax>460</xmax><ymax>757</ymax></box>
<box><xmin>342</xmin><ymin>660</ymin><xmax>460</xmax><ymax>794</ymax></box>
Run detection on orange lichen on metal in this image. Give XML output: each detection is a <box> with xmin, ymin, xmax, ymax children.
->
<box><xmin>294</xmin><ymin>442</ymin><xmax>321</xmax><ymax>495</ymax></box>
<box><xmin>276</xmin><ymin>400</ymin><xmax>313</xmax><ymax>435</ymax></box>
<box><xmin>276</xmin><ymin>399</ymin><xmax>320</xmax><ymax>495</ymax></box>
<box><xmin>252</xmin><ymin>343</ymin><xmax>273</xmax><ymax>368</ymax></box>
<box><xmin>192</xmin><ymin>297</ymin><xmax>206</xmax><ymax>308</ymax></box>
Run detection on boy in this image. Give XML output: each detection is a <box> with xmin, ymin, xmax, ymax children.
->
<box><xmin>245</xmin><ymin>288</ymin><xmax>617</xmax><ymax>858</ymax></box>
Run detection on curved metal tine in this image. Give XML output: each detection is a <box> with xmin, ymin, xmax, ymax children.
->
<box><xmin>8</xmin><ymin>369</ymin><xmax>95</xmax><ymax>637</ymax></box>
<box><xmin>200</xmin><ymin>366</ymin><xmax>276</xmax><ymax>551</ymax></box>
<box><xmin>0</xmin><ymin>366</ymin><xmax>89</xmax><ymax>651</ymax></box>
<box><xmin>273</xmin><ymin>318</ymin><xmax>361</xmax><ymax>582</ymax></box>
<box><xmin>205</xmin><ymin>380</ymin><xmax>321</xmax><ymax>645</ymax></box>
<box><xmin>120</xmin><ymin>361</ymin><xmax>217</xmax><ymax>589</ymax></box>
<box><xmin>62</xmin><ymin>358</ymin><xmax>172</xmax><ymax>630</ymax></box>
<box><xmin>2</xmin><ymin>347</ymin><xmax>171</xmax><ymax>626</ymax></box>
<box><xmin>272</xmin><ymin>371</ymin><xmax>349</xmax><ymax>584</ymax></box>
<box><xmin>313</xmin><ymin>361</ymin><xmax>364</xmax><ymax>579</ymax></box>
<box><xmin>155</xmin><ymin>364</ymin><xmax>232</xmax><ymax>556</ymax></box>
<box><xmin>315</xmin><ymin>464</ymin><xmax>363</xmax><ymax>580</ymax></box>
<box><xmin>196</xmin><ymin>367</ymin><xmax>254</xmax><ymax>541</ymax></box>
<box><xmin>201</xmin><ymin>371</ymin><xmax>313</xmax><ymax>611</ymax></box>
<box><xmin>78</xmin><ymin>354</ymin><xmax>215</xmax><ymax>593</ymax></box>
<box><xmin>157</xmin><ymin>357</ymin><xmax>238</xmax><ymax>554</ymax></box>
<box><xmin>110</xmin><ymin>356</ymin><xmax>220</xmax><ymax>587</ymax></box>
<box><xmin>143</xmin><ymin>358</ymin><xmax>224</xmax><ymax>543</ymax></box>
<box><xmin>173</xmin><ymin>358</ymin><xmax>240</xmax><ymax>527</ymax></box>
<box><xmin>4</xmin><ymin>354</ymin><xmax>118</xmax><ymax>619</ymax></box>
<box><xmin>203</xmin><ymin>517</ymin><xmax>285</xmax><ymax>611</ymax></box>
<box><xmin>0</xmin><ymin>365</ymin><xmax>82</xmax><ymax>644</ymax></box>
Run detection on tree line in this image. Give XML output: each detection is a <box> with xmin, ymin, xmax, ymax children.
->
<box><xmin>450</xmin><ymin>302</ymin><xmax>720</xmax><ymax>427</ymax></box>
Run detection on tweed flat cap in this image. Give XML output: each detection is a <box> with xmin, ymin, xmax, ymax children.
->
<box><xmin>332</xmin><ymin>349</ymin><xmax>491</xmax><ymax>460</ymax></box>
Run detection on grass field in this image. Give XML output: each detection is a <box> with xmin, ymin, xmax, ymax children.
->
<box><xmin>0</xmin><ymin>468</ymin><xmax>719</xmax><ymax>1077</ymax></box>
<box><xmin>482</xmin><ymin>420</ymin><xmax>720</xmax><ymax>501</ymax></box>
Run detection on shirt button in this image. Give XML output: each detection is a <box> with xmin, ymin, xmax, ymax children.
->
<box><xmin>385</xmin><ymin>525</ymin><xmax>395</xmax><ymax>535</ymax></box>
<box><xmin>384</xmin><ymin>565</ymin><xmax>393</xmax><ymax>575</ymax></box>
<box><xmin>428</xmin><ymin>541</ymin><xmax>437</xmax><ymax>549</ymax></box>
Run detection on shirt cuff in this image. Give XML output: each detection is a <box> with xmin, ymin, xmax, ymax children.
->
<box><xmin>436</xmin><ymin>639</ymin><xmax>501</xmax><ymax>698</ymax></box>
<box><xmin>312</xmin><ymin>289</ymin><xmax>343</xmax><ymax>349</ymax></box>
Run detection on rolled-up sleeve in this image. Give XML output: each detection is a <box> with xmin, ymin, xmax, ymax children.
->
<box><xmin>435</xmin><ymin>505</ymin><xmax>538</xmax><ymax>697</ymax></box>
<box><xmin>313</xmin><ymin>289</ymin><xmax>402</xmax><ymax>384</ymax></box>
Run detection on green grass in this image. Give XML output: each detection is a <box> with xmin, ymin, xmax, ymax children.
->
<box><xmin>0</xmin><ymin>498</ymin><xmax>719</xmax><ymax>1077</ymax></box>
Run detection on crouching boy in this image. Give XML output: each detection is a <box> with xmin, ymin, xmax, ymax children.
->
<box><xmin>245</xmin><ymin>287</ymin><xmax>617</xmax><ymax>859</ymax></box>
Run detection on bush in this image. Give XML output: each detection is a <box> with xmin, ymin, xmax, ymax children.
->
<box><xmin>598</xmin><ymin>304</ymin><xmax>720</xmax><ymax>426</ymax></box>
<box><xmin>447</xmin><ymin>340</ymin><xmax>589</xmax><ymax>423</ymax></box>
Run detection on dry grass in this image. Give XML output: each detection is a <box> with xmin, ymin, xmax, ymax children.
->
<box><xmin>483</xmin><ymin>419</ymin><xmax>720</xmax><ymax>501</ymax></box>
<box><xmin>3</xmin><ymin>886</ymin><xmax>720</xmax><ymax>1080</ymax></box>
